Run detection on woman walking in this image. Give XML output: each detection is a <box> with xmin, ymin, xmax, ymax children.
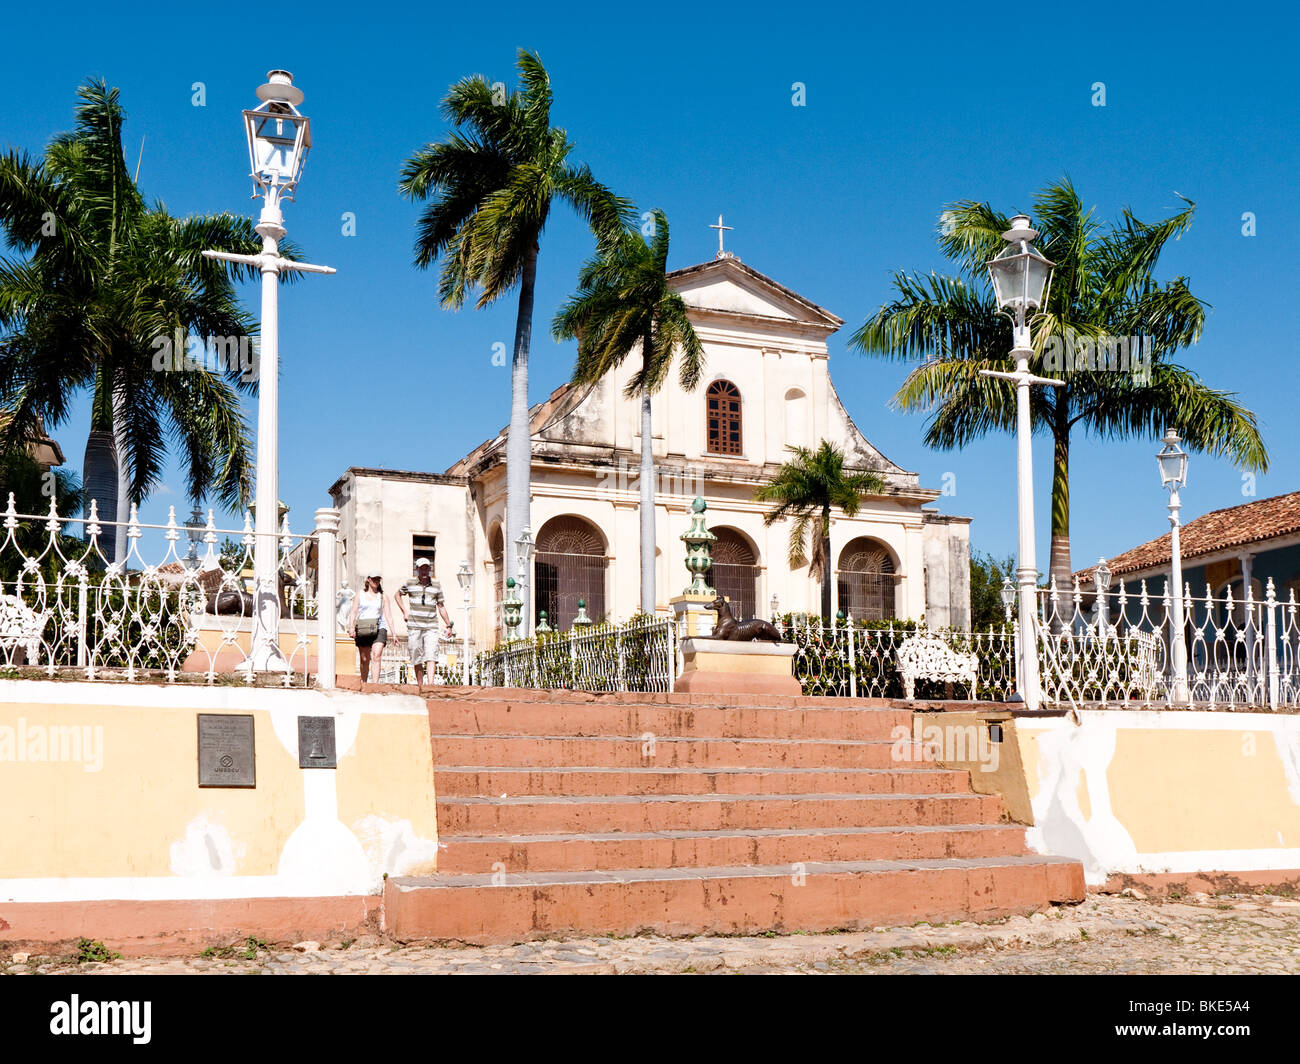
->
<box><xmin>349</xmin><ymin>573</ymin><xmax>391</xmax><ymax>682</ymax></box>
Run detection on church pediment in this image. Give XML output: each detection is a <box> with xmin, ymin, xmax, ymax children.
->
<box><xmin>667</xmin><ymin>258</ymin><xmax>844</xmax><ymax>332</ymax></box>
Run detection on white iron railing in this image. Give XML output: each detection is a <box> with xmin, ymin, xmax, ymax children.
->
<box><xmin>0</xmin><ymin>494</ymin><xmax>329</xmax><ymax>685</ymax></box>
<box><xmin>475</xmin><ymin>614</ymin><xmax>677</xmax><ymax>693</ymax></box>
<box><xmin>1037</xmin><ymin>576</ymin><xmax>1300</xmax><ymax>710</ymax></box>
<box><xmin>777</xmin><ymin>615</ymin><xmax>1018</xmax><ymax>700</ymax></box>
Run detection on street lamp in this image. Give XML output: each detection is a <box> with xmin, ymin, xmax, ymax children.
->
<box><xmin>514</xmin><ymin>527</ymin><xmax>534</xmax><ymax>639</ymax></box>
<box><xmin>1093</xmin><ymin>557</ymin><xmax>1112</xmax><ymax>635</ymax></box>
<box><xmin>1157</xmin><ymin>428</ymin><xmax>1190</xmax><ymax>701</ymax></box>
<box><xmin>770</xmin><ymin>592</ymin><xmax>780</xmax><ymax>621</ymax></box>
<box><xmin>203</xmin><ymin>70</ymin><xmax>335</xmax><ymax>674</ymax></box>
<box><xmin>456</xmin><ymin>559</ymin><xmax>473</xmax><ymax>685</ymax></box>
<box><xmin>184</xmin><ymin>505</ymin><xmax>204</xmax><ymax>568</ymax></box>
<box><xmin>1000</xmin><ymin>576</ymin><xmax>1016</xmax><ymax>622</ymax></box>
<box><xmin>978</xmin><ymin>214</ymin><xmax>1062</xmax><ymax>709</ymax></box>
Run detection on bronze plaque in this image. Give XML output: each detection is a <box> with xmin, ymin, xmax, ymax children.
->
<box><xmin>197</xmin><ymin>713</ymin><xmax>256</xmax><ymax>787</ymax></box>
<box><xmin>298</xmin><ymin>716</ymin><xmax>337</xmax><ymax>769</ymax></box>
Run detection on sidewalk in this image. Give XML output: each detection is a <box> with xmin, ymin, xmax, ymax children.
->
<box><xmin>7</xmin><ymin>891</ymin><xmax>1299</xmax><ymax>975</ymax></box>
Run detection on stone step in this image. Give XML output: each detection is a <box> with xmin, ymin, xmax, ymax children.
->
<box><xmin>427</xmin><ymin>699</ymin><xmax>916</xmax><ymax>740</ymax></box>
<box><xmin>384</xmin><ymin>855</ymin><xmax>1086</xmax><ymax>944</ymax></box>
<box><xmin>429</xmin><ymin>734</ymin><xmax>925</xmax><ymax>769</ymax></box>
<box><xmin>436</xmin><ymin>823</ymin><xmax>1031</xmax><ymax>873</ymax></box>
<box><xmin>434</xmin><ymin>765</ymin><xmax>972</xmax><ymax>797</ymax></box>
<box><xmin>436</xmin><ymin>792</ymin><xmax>1004</xmax><ymax>836</ymax></box>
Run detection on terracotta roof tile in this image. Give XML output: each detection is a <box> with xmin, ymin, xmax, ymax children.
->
<box><xmin>1076</xmin><ymin>490</ymin><xmax>1300</xmax><ymax>580</ymax></box>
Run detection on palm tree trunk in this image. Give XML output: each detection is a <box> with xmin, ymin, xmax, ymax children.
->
<box><xmin>505</xmin><ymin>242</ymin><xmax>538</xmax><ymax>635</ymax></box>
<box><xmin>112</xmin><ymin>384</ymin><xmax>131</xmax><ymax>563</ymax></box>
<box><xmin>820</xmin><ymin>507</ymin><xmax>833</xmax><ymax>620</ymax></box>
<box><xmin>639</xmin><ymin>340</ymin><xmax>655</xmax><ymax>615</ymax></box>
<box><xmin>81</xmin><ymin>430</ymin><xmax>117</xmax><ymax>555</ymax></box>
<box><xmin>1048</xmin><ymin>402</ymin><xmax>1072</xmax><ymax>594</ymax></box>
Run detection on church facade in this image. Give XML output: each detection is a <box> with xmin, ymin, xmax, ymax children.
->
<box><xmin>327</xmin><ymin>253</ymin><xmax>970</xmax><ymax>656</ymax></box>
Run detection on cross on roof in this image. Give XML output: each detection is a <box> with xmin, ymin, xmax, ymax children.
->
<box><xmin>709</xmin><ymin>214</ymin><xmax>734</xmax><ymax>259</ymax></box>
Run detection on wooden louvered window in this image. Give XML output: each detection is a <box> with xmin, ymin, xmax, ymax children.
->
<box><xmin>706</xmin><ymin>380</ymin><xmax>742</xmax><ymax>456</ymax></box>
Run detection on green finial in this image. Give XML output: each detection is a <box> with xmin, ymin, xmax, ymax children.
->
<box><xmin>681</xmin><ymin>498</ymin><xmax>716</xmax><ymax>596</ymax></box>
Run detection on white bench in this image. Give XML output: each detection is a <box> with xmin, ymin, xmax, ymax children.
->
<box><xmin>0</xmin><ymin>594</ymin><xmax>42</xmax><ymax>665</ymax></box>
<box><xmin>896</xmin><ymin>634</ymin><xmax>978</xmax><ymax>700</ymax></box>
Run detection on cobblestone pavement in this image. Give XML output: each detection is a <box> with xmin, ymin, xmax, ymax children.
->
<box><xmin>8</xmin><ymin>891</ymin><xmax>1300</xmax><ymax>975</ymax></box>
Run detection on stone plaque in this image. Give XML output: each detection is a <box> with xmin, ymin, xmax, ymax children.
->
<box><xmin>198</xmin><ymin>713</ymin><xmax>256</xmax><ymax>788</ymax></box>
<box><xmin>298</xmin><ymin>716</ymin><xmax>337</xmax><ymax>769</ymax></box>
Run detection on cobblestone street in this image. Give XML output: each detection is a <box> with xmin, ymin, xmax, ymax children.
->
<box><xmin>8</xmin><ymin>891</ymin><xmax>1299</xmax><ymax>975</ymax></box>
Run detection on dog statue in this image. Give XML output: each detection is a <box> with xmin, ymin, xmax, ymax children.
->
<box><xmin>709</xmin><ymin>596</ymin><xmax>783</xmax><ymax>642</ymax></box>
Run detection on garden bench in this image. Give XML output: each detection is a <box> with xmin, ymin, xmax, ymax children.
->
<box><xmin>895</xmin><ymin>634</ymin><xmax>978</xmax><ymax>700</ymax></box>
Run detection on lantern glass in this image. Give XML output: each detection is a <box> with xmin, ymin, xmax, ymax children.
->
<box><xmin>1157</xmin><ymin>430</ymin><xmax>1188</xmax><ymax>490</ymax></box>
<box><xmin>1095</xmin><ymin>558</ymin><xmax>1112</xmax><ymax>592</ymax></box>
<box><xmin>243</xmin><ymin>107</ymin><xmax>310</xmax><ymax>190</ymax></box>
<box><xmin>999</xmin><ymin>576</ymin><xmax>1016</xmax><ymax>609</ymax></box>
<box><xmin>987</xmin><ymin>246</ymin><xmax>1053</xmax><ymax>313</ymax></box>
<box><xmin>456</xmin><ymin>560</ymin><xmax>472</xmax><ymax>592</ymax></box>
<box><xmin>514</xmin><ymin>528</ymin><xmax>534</xmax><ymax>568</ymax></box>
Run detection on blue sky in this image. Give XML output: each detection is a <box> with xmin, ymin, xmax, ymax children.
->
<box><xmin>2</xmin><ymin>1</ymin><xmax>1296</xmax><ymax>575</ymax></box>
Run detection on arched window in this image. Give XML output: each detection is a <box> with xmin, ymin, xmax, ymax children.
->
<box><xmin>534</xmin><ymin>516</ymin><xmax>607</xmax><ymax>629</ymax></box>
<box><xmin>706</xmin><ymin>380</ymin><xmax>742</xmax><ymax>456</ymax></box>
<box><xmin>837</xmin><ymin>538</ymin><xmax>896</xmax><ymax>620</ymax></box>
<box><xmin>709</xmin><ymin>528</ymin><xmax>759</xmax><ymax>620</ymax></box>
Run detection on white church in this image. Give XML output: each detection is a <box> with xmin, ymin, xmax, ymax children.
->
<box><xmin>326</xmin><ymin>244</ymin><xmax>971</xmax><ymax>657</ymax></box>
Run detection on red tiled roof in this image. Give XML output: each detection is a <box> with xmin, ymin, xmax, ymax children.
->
<box><xmin>1076</xmin><ymin>490</ymin><xmax>1300</xmax><ymax>580</ymax></box>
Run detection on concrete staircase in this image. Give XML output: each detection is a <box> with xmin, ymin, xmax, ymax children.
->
<box><xmin>384</xmin><ymin>690</ymin><xmax>1084</xmax><ymax>943</ymax></box>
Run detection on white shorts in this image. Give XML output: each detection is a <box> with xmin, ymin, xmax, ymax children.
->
<box><xmin>407</xmin><ymin>627</ymin><xmax>440</xmax><ymax>667</ymax></box>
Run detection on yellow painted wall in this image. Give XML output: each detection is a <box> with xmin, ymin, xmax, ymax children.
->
<box><xmin>0</xmin><ymin>683</ymin><xmax>436</xmax><ymax>890</ymax></box>
<box><xmin>1016</xmin><ymin>710</ymin><xmax>1300</xmax><ymax>884</ymax></box>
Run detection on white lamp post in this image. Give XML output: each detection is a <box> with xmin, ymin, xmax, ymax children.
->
<box><xmin>1157</xmin><ymin>428</ymin><xmax>1190</xmax><ymax>702</ymax></box>
<box><xmin>978</xmin><ymin>215</ymin><xmax>1061</xmax><ymax>710</ymax></box>
<box><xmin>514</xmin><ymin>527</ymin><xmax>534</xmax><ymax>639</ymax></box>
<box><xmin>1094</xmin><ymin>557</ymin><xmax>1112</xmax><ymax>635</ymax></box>
<box><xmin>203</xmin><ymin>71</ymin><xmax>335</xmax><ymax>673</ymax></box>
<box><xmin>456</xmin><ymin>559</ymin><xmax>473</xmax><ymax>685</ymax></box>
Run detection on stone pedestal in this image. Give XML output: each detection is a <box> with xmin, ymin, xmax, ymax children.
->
<box><xmin>670</xmin><ymin>593</ymin><xmax>718</xmax><ymax>639</ymax></box>
<box><xmin>676</xmin><ymin>637</ymin><xmax>801</xmax><ymax>695</ymax></box>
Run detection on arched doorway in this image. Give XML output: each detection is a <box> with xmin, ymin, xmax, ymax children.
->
<box><xmin>488</xmin><ymin>524</ymin><xmax>504</xmax><ymax>633</ymax></box>
<box><xmin>709</xmin><ymin>527</ymin><xmax>759</xmax><ymax>620</ymax></box>
<box><xmin>534</xmin><ymin>516</ymin><xmax>607</xmax><ymax>629</ymax></box>
<box><xmin>837</xmin><ymin>538</ymin><xmax>896</xmax><ymax>620</ymax></box>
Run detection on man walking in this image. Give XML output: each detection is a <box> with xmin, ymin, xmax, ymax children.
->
<box><xmin>396</xmin><ymin>557</ymin><xmax>454</xmax><ymax>686</ymax></box>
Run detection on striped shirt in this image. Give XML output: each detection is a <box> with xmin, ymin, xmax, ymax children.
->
<box><xmin>400</xmin><ymin>578</ymin><xmax>444</xmax><ymax>630</ymax></box>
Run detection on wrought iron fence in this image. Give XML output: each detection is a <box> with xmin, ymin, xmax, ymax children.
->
<box><xmin>1037</xmin><ymin>576</ymin><xmax>1300</xmax><ymax>709</ymax></box>
<box><xmin>0</xmin><ymin>495</ymin><xmax>323</xmax><ymax>685</ymax></box>
<box><xmin>778</xmin><ymin>615</ymin><xmax>1017</xmax><ymax>700</ymax></box>
<box><xmin>475</xmin><ymin>614</ymin><xmax>677</xmax><ymax>693</ymax></box>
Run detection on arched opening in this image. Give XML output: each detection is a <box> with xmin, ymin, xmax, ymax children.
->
<box><xmin>488</xmin><ymin>524</ymin><xmax>504</xmax><ymax>633</ymax></box>
<box><xmin>837</xmin><ymin>537</ymin><xmax>896</xmax><ymax>620</ymax></box>
<box><xmin>534</xmin><ymin>516</ymin><xmax>607</xmax><ymax>629</ymax></box>
<box><xmin>706</xmin><ymin>379</ymin><xmax>742</xmax><ymax>456</ymax></box>
<box><xmin>709</xmin><ymin>527</ymin><xmax>760</xmax><ymax>620</ymax></box>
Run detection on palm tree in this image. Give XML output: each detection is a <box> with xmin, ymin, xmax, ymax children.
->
<box><xmin>851</xmin><ymin>179</ymin><xmax>1268</xmax><ymax>590</ymax></box>
<box><xmin>399</xmin><ymin>49</ymin><xmax>631</xmax><ymax>627</ymax></box>
<box><xmin>755</xmin><ymin>440</ymin><xmax>886</xmax><ymax>619</ymax></box>
<box><xmin>0</xmin><ymin>79</ymin><xmax>263</xmax><ymax>562</ymax></box>
<box><xmin>552</xmin><ymin>209</ymin><xmax>704</xmax><ymax>613</ymax></box>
